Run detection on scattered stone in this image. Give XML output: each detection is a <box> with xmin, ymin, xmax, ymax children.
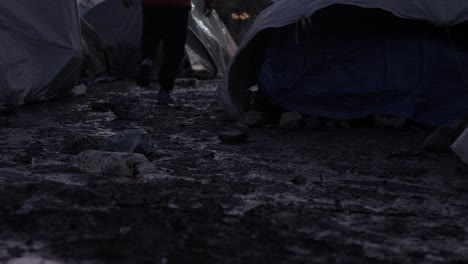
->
<box><xmin>90</xmin><ymin>100</ymin><xmax>112</xmax><ymax>112</ymax></box>
<box><xmin>423</xmin><ymin>126</ymin><xmax>453</xmax><ymax>153</ymax></box>
<box><xmin>70</xmin><ymin>84</ymin><xmax>87</xmax><ymax>97</ymax></box>
<box><xmin>374</xmin><ymin>115</ymin><xmax>407</xmax><ymax>129</ymax></box>
<box><xmin>109</xmin><ymin>97</ymin><xmax>154</xmax><ymax>120</ymax></box>
<box><xmin>218</xmin><ymin>123</ymin><xmax>249</xmax><ymax>143</ymax></box>
<box><xmin>99</xmin><ymin>128</ymin><xmax>159</xmax><ymax>156</ymax></box>
<box><xmin>279</xmin><ymin>111</ymin><xmax>303</xmax><ymax>130</ymax></box>
<box><xmin>452</xmin><ymin>127</ymin><xmax>468</xmax><ymax>164</ymax></box>
<box><xmin>62</xmin><ymin>135</ymin><xmax>99</xmax><ymax>155</ymax></box>
<box><xmin>304</xmin><ymin>117</ymin><xmax>322</xmax><ymax>130</ymax></box>
<box><xmin>240</xmin><ymin>111</ymin><xmax>265</xmax><ymax>127</ymax></box>
<box><xmin>71</xmin><ymin>150</ymin><xmax>150</xmax><ymax>177</ymax></box>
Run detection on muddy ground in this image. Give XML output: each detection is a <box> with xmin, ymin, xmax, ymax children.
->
<box><xmin>0</xmin><ymin>80</ymin><xmax>467</xmax><ymax>264</ymax></box>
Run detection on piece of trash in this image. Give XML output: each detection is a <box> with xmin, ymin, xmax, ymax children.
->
<box><xmin>71</xmin><ymin>150</ymin><xmax>151</xmax><ymax>177</ymax></box>
<box><xmin>100</xmin><ymin>128</ymin><xmax>159</xmax><ymax>156</ymax></box>
<box><xmin>71</xmin><ymin>84</ymin><xmax>87</xmax><ymax>97</ymax></box>
<box><xmin>451</xmin><ymin>127</ymin><xmax>468</xmax><ymax>164</ymax></box>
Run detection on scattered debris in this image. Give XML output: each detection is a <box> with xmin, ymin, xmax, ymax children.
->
<box><xmin>451</xmin><ymin>127</ymin><xmax>468</xmax><ymax>164</ymax></box>
<box><xmin>279</xmin><ymin>112</ymin><xmax>303</xmax><ymax>130</ymax></box>
<box><xmin>304</xmin><ymin>116</ymin><xmax>322</xmax><ymax>130</ymax></box>
<box><xmin>71</xmin><ymin>150</ymin><xmax>150</xmax><ymax>177</ymax></box>
<box><xmin>374</xmin><ymin>115</ymin><xmax>407</xmax><ymax>129</ymax></box>
<box><xmin>70</xmin><ymin>84</ymin><xmax>87</xmax><ymax>97</ymax></box>
<box><xmin>62</xmin><ymin>135</ymin><xmax>99</xmax><ymax>155</ymax></box>
<box><xmin>99</xmin><ymin>128</ymin><xmax>159</xmax><ymax>157</ymax></box>
<box><xmin>240</xmin><ymin>110</ymin><xmax>265</xmax><ymax>127</ymax></box>
<box><xmin>109</xmin><ymin>97</ymin><xmax>154</xmax><ymax>120</ymax></box>
<box><xmin>218</xmin><ymin>123</ymin><xmax>249</xmax><ymax>143</ymax></box>
<box><xmin>423</xmin><ymin>126</ymin><xmax>453</xmax><ymax>153</ymax></box>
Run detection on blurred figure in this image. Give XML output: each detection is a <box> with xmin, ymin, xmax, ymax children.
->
<box><xmin>124</xmin><ymin>0</ymin><xmax>213</xmax><ymax>104</ymax></box>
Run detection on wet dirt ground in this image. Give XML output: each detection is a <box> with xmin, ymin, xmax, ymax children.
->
<box><xmin>0</xmin><ymin>80</ymin><xmax>467</xmax><ymax>264</ymax></box>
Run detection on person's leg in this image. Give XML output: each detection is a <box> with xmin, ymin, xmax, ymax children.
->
<box><xmin>137</xmin><ymin>6</ymin><xmax>162</xmax><ymax>87</ymax></box>
<box><xmin>158</xmin><ymin>7</ymin><xmax>190</xmax><ymax>92</ymax></box>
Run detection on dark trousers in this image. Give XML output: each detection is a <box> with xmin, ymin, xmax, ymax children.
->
<box><xmin>141</xmin><ymin>6</ymin><xmax>190</xmax><ymax>91</ymax></box>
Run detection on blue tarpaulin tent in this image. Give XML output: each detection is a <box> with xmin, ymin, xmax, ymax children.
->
<box><xmin>219</xmin><ymin>0</ymin><xmax>468</xmax><ymax>126</ymax></box>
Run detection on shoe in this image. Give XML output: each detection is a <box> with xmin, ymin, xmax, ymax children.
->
<box><xmin>156</xmin><ymin>89</ymin><xmax>174</xmax><ymax>105</ymax></box>
<box><xmin>136</xmin><ymin>60</ymin><xmax>152</xmax><ymax>87</ymax></box>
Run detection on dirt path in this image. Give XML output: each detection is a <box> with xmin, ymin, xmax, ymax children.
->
<box><xmin>0</xmin><ymin>80</ymin><xmax>467</xmax><ymax>263</ymax></box>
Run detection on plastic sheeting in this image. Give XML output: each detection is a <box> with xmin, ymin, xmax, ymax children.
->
<box><xmin>77</xmin><ymin>0</ymin><xmax>105</xmax><ymax>14</ymax></box>
<box><xmin>83</xmin><ymin>0</ymin><xmax>237</xmax><ymax>78</ymax></box>
<box><xmin>0</xmin><ymin>0</ymin><xmax>83</xmax><ymax>113</ymax></box>
<box><xmin>219</xmin><ymin>0</ymin><xmax>468</xmax><ymax>123</ymax></box>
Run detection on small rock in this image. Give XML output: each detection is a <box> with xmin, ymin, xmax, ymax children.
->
<box><xmin>423</xmin><ymin>126</ymin><xmax>453</xmax><ymax>153</ymax></box>
<box><xmin>374</xmin><ymin>115</ymin><xmax>406</xmax><ymax>129</ymax></box>
<box><xmin>71</xmin><ymin>150</ymin><xmax>150</xmax><ymax>177</ymax></box>
<box><xmin>71</xmin><ymin>84</ymin><xmax>87</xmax><ymax>97</ymax></box>
<box><xmin>90</xmin><ymin>100</ymin><xmax>112</xmax><ymax>112</ymax></box>
<box><xmin>99</xmin><ymin>128</ymin><xmax>159</xmax><ymax>156</ymax></box>
<box><xmin>62</xmin><ymin>135</ymin><xmax>99</xmax><ymax>155</ymax></box>
<box><xmin>218</xmin><ymin>126</ymin><xmax>248</xmax><ymax>143</ymax></box>
<box><xmin>304</xmin><ymin>117</ymin><xmax>322</xmax><ymax>130</ymax></box>
<box><xmin>240</xmin><ymin>111</ymin><xmax>265</xmax><ymax>127</ymax></box>
<box><xmin>280</xmin><ymin>111</ymin><xmax>303</xmax><ymax>130</ymax></box>
<box><xmin>110</xmin><ymin>98</ymin><xmax>154</xmax><ymax>120</ymax></box>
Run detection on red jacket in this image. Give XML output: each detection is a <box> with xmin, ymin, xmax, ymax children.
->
<box><xmin>142</xmin><ymin>0</ymin><xmax>213</xmax><ymax>8</ymax></box>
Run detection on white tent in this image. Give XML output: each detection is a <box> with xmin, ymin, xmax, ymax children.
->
<box><xmin>0</xmin><ymin>0</ymin><xmax>83</xmax><ymax>114</ymax></box>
